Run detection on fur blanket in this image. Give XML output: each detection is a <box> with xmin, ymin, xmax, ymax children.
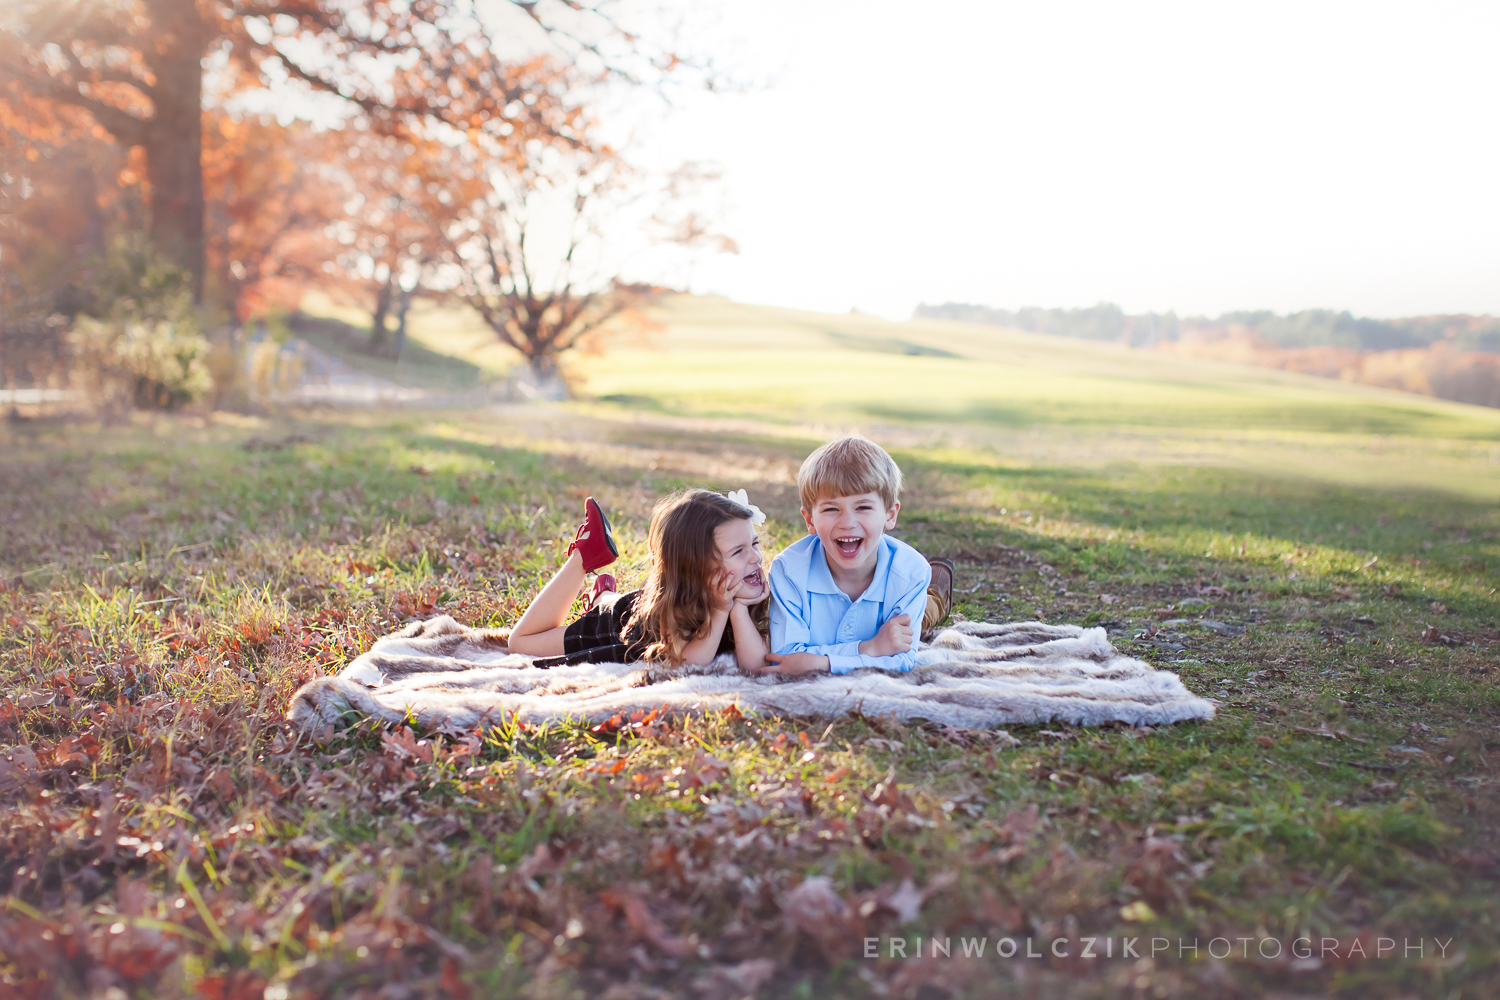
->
<box><xmin>286</xmin><ymin>616</ymin><xmax>1215</xmax><ymax>733</ymax></box>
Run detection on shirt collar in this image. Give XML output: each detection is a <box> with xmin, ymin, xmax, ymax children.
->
<box><xmin>807</xmin><ymin>535</ymin><xmax>891</xmax><ymax>603</ymax></box>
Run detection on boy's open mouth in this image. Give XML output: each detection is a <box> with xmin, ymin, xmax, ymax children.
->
<box><xmin>833</xmin><ymin>536</ymin><xmax>864</xmax><ymax>559</ymax></box>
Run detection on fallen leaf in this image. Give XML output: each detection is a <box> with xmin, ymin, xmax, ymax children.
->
<box><xmin>884</xmin><ymin>878</ymin><xmax>924</xmax><ymax>924</ymax></box>
<box><xmin>992</xmin><ymin>803</ymin><xmax>1042</xmax><ymax>845</ymax></box>
<box><xmin>692</xmin><ymin>959</ymin><xmax>777</xmax><ymax>1000</ymax></box>
<box><xmin>204</xmin><ymin>768</ymin><xmax>234</xmax><ymax>799</ymax></box>
<box><xmin>381</xmin><ymin>727</ymin><xmax>435</xmax><ymax>764</ymax></box>
<box><xmin>601</xmin><ymin>887</ymin><xmax>695</xmax><ymax>958</ymax></box>
<box><xmin>783</xmin><ymin>876</ymin><xmax>854</xmax><ymax>957</ymax></box>
<box><xmin>439</xmin><ymin>958</ymin><xmax>472</xmax><ymax>1000</ymax></box>
<box><xmin>197</xmin><ymin>971</ymin><xmax>268</xmax><ymax>1000</ymax></box>
<box><xmin>1124</xmin><ymin>836</ymin><xmax>1187</xmax><ymax>908</ymax></box>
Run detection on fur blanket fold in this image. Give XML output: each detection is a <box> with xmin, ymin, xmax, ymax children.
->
<box><xmin>286</xmin><ymin>616</ymin><xmax>1215</xmax><ymax>733</ymax></box>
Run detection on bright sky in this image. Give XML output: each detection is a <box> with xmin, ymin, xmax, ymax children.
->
<box><xmin>632</xmin><ymin>1</ymin><xmax>1500</xmax><ymax>320</ymax></box>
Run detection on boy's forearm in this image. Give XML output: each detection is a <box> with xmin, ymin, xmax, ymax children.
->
<box><xmin>850</xmin><ymin>648</ymin><xmax>918</xmax><ymax>673</ymax></box>
<box><xmin>830</xmin><ymin>644</ymin><xmax>918</xmax><ymax>674</ymax></box>
<box><xmin>778</xmin><ymin>639</ymin><xmax>859</xmax><ymax>658</ymax></box>
<box><xmin>771</xmin><ymin>633</ymin><xmax>920</xmax><ymax>674</ymax></box>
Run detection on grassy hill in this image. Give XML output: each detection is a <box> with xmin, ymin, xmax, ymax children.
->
<box><xmin>580</xmin><ymin>296</ymin><xmax>1499</xmax><ymax>436</ymax></box>
<box><xmin>3</xmin><ymin>289</ymin><xmax>1499</xmax><ymax>996</ymax></box>
<box><xmin>298</xmin><ymin>291</ymin><xmax>1500</xmax><ymax>503</ymax></box>
<box><xmin>570</xmin><ymin>296</ymin><xmax>1500</xmax><ymax>499</ymax></box>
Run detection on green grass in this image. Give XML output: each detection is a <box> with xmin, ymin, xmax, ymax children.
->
<box><xmin>2</xmin><ymin>296</ymin><xmax>1499</xmax><ymax>998</ymax></box>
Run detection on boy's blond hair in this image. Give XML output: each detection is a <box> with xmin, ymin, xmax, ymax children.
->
<box><xmin>797</xmin><ymin>435</ymin><xmax>903</xmax><ymax>511</ymax></box>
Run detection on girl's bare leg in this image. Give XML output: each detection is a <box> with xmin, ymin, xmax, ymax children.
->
<box><xmin>508</xmin><ymin>550</ymin><xmax>587</xmax><ymax>655</ymax></box>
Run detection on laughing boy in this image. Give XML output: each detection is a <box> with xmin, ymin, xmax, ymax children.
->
<box><xmin>756</xmin><ymin>435</ymin><xmax>953</xmax><ymax>676</ymax></box>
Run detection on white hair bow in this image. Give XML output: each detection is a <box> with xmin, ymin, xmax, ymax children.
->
<box><xmin>724</xmin><ymin>489</ymin><xmax>766</xmax><ymax>525</ymax></box>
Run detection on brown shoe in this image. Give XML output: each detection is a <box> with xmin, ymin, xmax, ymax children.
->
<box><xmin>928</xmin><ymin>557</ymin><xmax>955</xmax><ymax>623</ymax></box>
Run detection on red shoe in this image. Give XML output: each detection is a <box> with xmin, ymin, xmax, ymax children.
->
<box><xmin>567</xmin><ymin>497</ymin><xmax>619</xmax><ymax>572</ymax></box>
<box><xmin>590</xmin><ymin>573</ymin><xmax>617</xmax><ymax>606</ymax></box>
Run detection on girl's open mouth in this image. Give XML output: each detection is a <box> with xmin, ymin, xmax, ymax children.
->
<box><xmin>833</xmin><ymin>536</ymin><xmax>863</xmax><ymax>559</ymax></box>
<box><xmin>741</xmin><ymin>570</ymin><xmax>764</xmax><ymax>590</ymax></box>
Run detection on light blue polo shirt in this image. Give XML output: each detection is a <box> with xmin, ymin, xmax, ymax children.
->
<box><xmin>769</xmin><ymin>533</ymin><xmax>931</xmax><ymax>674</ymax></box>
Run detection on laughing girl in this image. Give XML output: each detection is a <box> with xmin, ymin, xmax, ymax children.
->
<box><xmin>506</xmin><ymin>489</ymin><xmax>770</xmax><ymax>669</ymax></box>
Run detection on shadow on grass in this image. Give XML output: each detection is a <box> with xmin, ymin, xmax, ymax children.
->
<box><xmin>822</xmin><ymin>329</ymin><xmax>962</xmax><ymax>359</ymax></box>
<box><xmin>290</xmin><ymin>312</ymin><xmax>489</xmax><ymax>391</ymax></box>
<box><xmin>902</xmin><ymin>450</ymin><xmax>1497</xmax><ymax>571</ymax></box>
<box><xmin>857</xmin><ymin>396</ymin><xmax>1484</xmax><ymax>437</ymax></box>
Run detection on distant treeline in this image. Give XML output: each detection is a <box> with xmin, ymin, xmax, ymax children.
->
<box><xmin>914</xmin><ymin>303</ymin><xmax>1500</xmax><ymax>354</ymax></box>
<box><xmin>914</xmin><ymin>302</ymin><xmax>1500</xmax><ymax>408</ymax></box>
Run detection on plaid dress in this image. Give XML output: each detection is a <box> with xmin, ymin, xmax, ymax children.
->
<box><xmin>531</xmin><ymin>590</ymin><xmax>758</xmax><ymax>668</ymax></box>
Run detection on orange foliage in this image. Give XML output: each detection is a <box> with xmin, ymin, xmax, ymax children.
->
<box><xmin>201</xmin><ymin>113</ymin><xmax>346</xmax><ymax>321</ymax></box>
<box><xmin>321</xmin><ymin>126</ymin><xmax>489</xmax><ymax>345</ymax></box>
<box><xmin>1157</xmin><ymin>332</ymin><xmax>1500</xmax><ymax>409</ymax></box>
<box><xmin>0</xmin><ymin>90</ymin><xmax>138</xmax><ymax>386</ymax></box>
<box><xmin>1</xmin><ymin>0</ymin><xmax>611</xmax><ymax>293</ymax></box>
<box><xmin>0</xmin><ymin>92</ymin><xmax>133</xmax><ymax>290</ymax></box>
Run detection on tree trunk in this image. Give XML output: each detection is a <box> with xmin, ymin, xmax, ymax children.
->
<box><xmin>142</xmin><ymin>0</ymin><xmax>208</xmax><ymax>301</ymax></box>
<box><xmin>392</xmin><ymin>282</ymin><xmax>417</xmax><ymax>358</ymax></box>
<box><xmin>524</xmin><ymin>353</ymin><xmax>567</xmax><ymax>400</ymax></box>
<box><xmin>371</xmin><ymin>276</ymin><xmax>393</xmax><ymax>351</ymax></box>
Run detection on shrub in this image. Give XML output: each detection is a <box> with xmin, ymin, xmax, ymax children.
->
<box><xmin>71</xmin><ymin>293</ymin><xmax>213</xmax><ymax>412</ymax></box>
<box><xmin>69</xmin><ymin>240</ymin><xmax>214</xmax><ymax>413</ymax></box>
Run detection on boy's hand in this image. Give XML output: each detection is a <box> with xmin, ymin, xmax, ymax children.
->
<box><xmin>860</xmin><ymin>614</ymin><xmax>914</xmax><ymax>658</ymax></box>
<box><xmin>749</xmin><ymin>651</ymin><xmax>829</xmax><ymax>676</ymax></box>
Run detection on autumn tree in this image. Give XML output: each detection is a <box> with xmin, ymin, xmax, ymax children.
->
<box><xmin>324</xmin><ymin>127</ymin><xmax>486</xmax><ymax>354</ymax></box>
<box><xmin>444</xmin><ymin>144</ymin><xmax>733</xmax><ymax>394</ymax></box>
<box><xmin>0</xmin><ymin>90</ymin><xmax>135</xmax><ymax>390</ymax></box>
<box><xmin>201</xmin><ymin>113</ymin><xmax>349</xmax><ymax>323</ymax></box>
<box><xmin>0</xmin><ymin>0</ymin><xmax>659</xmax><ymax>302</ymax></box>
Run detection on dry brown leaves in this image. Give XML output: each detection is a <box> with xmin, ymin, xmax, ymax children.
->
<box><xmin>1122</xmin><ymin>835</ymin><xmax>1189</xmax><ymax>909</ymax></box>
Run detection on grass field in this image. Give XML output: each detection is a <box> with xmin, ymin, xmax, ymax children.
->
<box><xmin>2</xmin><ymin>296</ymin><xmax>1498</xmax><ymax>998</ymax></box>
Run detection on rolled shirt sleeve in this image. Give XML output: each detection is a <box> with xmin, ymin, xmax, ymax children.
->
<box><xmin>830</xmin><ymin>569</ymin><xmax>930</xmax><ymax>674</ymax></box>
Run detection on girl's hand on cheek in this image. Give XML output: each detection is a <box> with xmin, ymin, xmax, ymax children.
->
<box><xmin>710</xmin><ymin>568</ymin><xmax>738</xmax><ymax>611</ymax></box>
